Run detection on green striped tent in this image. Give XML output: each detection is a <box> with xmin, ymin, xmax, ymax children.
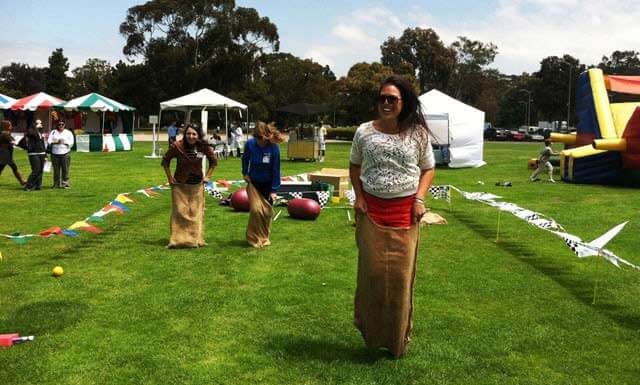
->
<box><xmin>56</xmin><ymin>93</ymin><xmax>136</xmax><ymax>152</ymax></box>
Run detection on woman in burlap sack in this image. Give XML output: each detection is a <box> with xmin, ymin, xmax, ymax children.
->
<box><xmin>241</xmin><ymin>122</ymin><xmax>284</xmax><ymax>248</ymax></box>
<box><xmin>161</xmin><ymin>124</ymin><xmax>217</xmax><ymax>248</ymax></box>
<box><xmin>349</xmin><ymin>75</ymin><xmax>436</xmax><ymax>357</ymax></box>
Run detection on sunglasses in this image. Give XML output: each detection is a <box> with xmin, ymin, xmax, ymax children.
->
<box><xmin>377</xmin><ymin>94</ymin><xmax>401</xmax><ymax>105</ymax></box>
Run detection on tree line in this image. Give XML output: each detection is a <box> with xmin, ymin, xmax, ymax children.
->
<box><xmin>2</xmin><ymin>0</ymin><xmax>640</xmax><ymax>128</ymax></box>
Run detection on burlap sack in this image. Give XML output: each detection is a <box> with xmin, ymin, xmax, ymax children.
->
<box><xmin>354</xmin><ymin>212</ymin><xmax>420</xmax><ymax>357</ymax></box>
<box><xmin>168</xmin><ymin>183</ymin><xmax>206</xmax><ymax>248</ymax></box>
<box><xmin>246</xmin><ymin>182</ymin><xmax>273</xmax><ymax>248</ymax></box>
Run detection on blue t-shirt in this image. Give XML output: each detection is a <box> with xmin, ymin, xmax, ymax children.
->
<box><xmin>242</xmin><ymin>138</ymin><xmax>281</xmax><ymax>192</ymax></box>
<box><xmin>167</xmin><ymin>124</ymin><xmax>177</xmax><ymax>137</ymax></box>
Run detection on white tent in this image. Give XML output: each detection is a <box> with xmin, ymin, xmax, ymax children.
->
<box><xmin>419</xmin><ymin>89</ymin><xmax>486</xmax><ymax>168</ymax></box>
<box><xmin>160</xmin><ymin>88</ymin><xmax>247</xmax><ymax>137</ymax></box>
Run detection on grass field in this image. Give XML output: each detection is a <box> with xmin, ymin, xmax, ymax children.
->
<box><xmin>1</xmin><ymin>141</ymin><xmax>639</xmax><ymax>385</ymax></box>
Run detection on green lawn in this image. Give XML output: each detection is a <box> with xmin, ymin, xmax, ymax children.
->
<box><xmin>1</xmin><ymin>141</ymin><xmax>639</xmax><ymax>385</ymax></box>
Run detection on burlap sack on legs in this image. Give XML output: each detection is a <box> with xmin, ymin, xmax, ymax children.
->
<box><xmin>168</xmin><ymin>183</ymin><xmax>206</xmax><ymax>248</ymax></box>
<box><xmin>246</xmin><ymin>182</ymin><xmax>273</xmax><ymax>248</ymax></box>
<box><xmin>354</xmin><ymin>212</ymin><xmax>420</xmax><ymax>357</ymax></box>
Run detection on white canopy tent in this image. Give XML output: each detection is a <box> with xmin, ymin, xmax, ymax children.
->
<box><xmin>419</xmin><ymin>89</ymin><xmax>486</xmax><ymax>168</ymax></box>
<box><xmin>159</xmin><ymin>88</ymin><xmax>247</xmax><ymax>138</ymax></box>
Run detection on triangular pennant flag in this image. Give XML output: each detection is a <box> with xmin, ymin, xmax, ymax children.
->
<box><xmin>115</xmin><ymin>194</ymin><xmax>134</xmax><ymax>204</ymax></box>
<box><xmin>68</xmin><ymin>221</ymin><xmax>91</xmax><ymax>230</ymax></box>
<box><xmin>79</xmin><ymin>225</ymin><xmax>102</xmax><ymax>234</ymax></box>
<box><xmin>62</xmin><ymin>229</ymin><xmax>79</xmax><ymax>237</ymax></box>
<box><xmin>88</xmin><ymin>215</ymin><xmax>104</xmax><ymax>222</ymax></box>
<box><xmin>109</xmin><ymin>201</ymin><xmax>130</xmax><ymax>212</ymax></box>
<box><xmin>103</xmin><ymin>204</ymin><xmax>124</xmax><ymax>214</ymax></box>
<box><xmin>39</xmin><ymin>226</ymin><xmax>62</xmax><ymax>237</ymax></box>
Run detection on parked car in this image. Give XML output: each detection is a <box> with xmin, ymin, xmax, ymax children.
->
<box><xmin>494</xmin><ymin>129</ymin><xmax>508</xmax><ymax>141</ymax></box>
<box><xmin>511</xmin><ymin>131</ymin><xmax>526</xmax><ymax>141</ymax></box>
<box><xmin>530</xmin><ymin>134</ymin><xmax>545</xmax><ymax>141</ymax></box>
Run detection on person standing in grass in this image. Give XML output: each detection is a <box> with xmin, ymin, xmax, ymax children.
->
<box><xmin>530</xmin><ymin>139</ymin><xmax>559</xmax><ymax>183</ymax></box>
<box><xmin>349</xmin><ymin>75</ymin><xmax>435</xmax><ymax>357</ymax></box>
<box><xmin>17</xmin><ymin>120</ymin><xmax>47</xmax><ymax>191</ymax></box>
<box><xmin>241</xmin><ymin>122</ymin><xmax>284</xmax><ymax>248</ymax></box>
<box><xmin>0</xmin><ymin>120</ymin><xmax>26</xmax><ymax>186</ymax></box>
<box><xmin>167</xmin><ymin>120</ymin><xmax>178</xmax><ymax>147</ymax></box>
<box><xmin>162</xmin><ymin>124</ymin><xmax>217</xmax><ymax>248</ymax></box>
<box><xmin>47</xmin><ymin>120</ymin><xmax>74</xmax><ymax>189</ymax></box>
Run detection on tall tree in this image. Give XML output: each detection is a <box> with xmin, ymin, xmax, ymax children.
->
<box><xmin>598</xmin><ymin>50</ymin><xmax>640</xmax><ymax>75</ymax></box>
<box><xmin>533</xmin><ymin>55</ymin><xmax>584</xmax><ymax>123</ymax></box>
<box><xmin>119</xmin><ymin>0</ymin><xmax>280</xmax><ymax>110</ymax></box>
<box><xmin>0</xmin><ymin>63</ymin><xmax>46</xmax><ymax>96</ymax></box>
<box><xmin>334</xmin><ymin>62</ymin><xmax>396</xmax><ymax>125</ymax></box>
<box><xmin>45</xmin><ymin>48</ymin><xmax>70</xmax><ymax>99</ymax></box>
<box><xmin>71</xmin><ymin>58</ymin><xmax>112</xmax><ymax>95</ymax></box>
<box><xmin>448</xmin><ymin>36</ymin><xmax>498</xmax><ymax>104</ymax></box>
<box><xmin>381</xmin><ymin>27</ymin><xmax>454</xmax><ymax>93</ymax></box>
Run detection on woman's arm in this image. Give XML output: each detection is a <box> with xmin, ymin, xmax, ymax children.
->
<box><xmin>349</xmin><ymin>162</ymin><xmax>367</xmax><ymax>213</ymax></box>
<box><xmin>412</xmin><ymin>167</ymin><xmax>436</xmax><ymax>223</ymax></box>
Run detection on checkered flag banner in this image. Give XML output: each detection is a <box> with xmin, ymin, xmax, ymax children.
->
<box><xmin>448</xmin><ymin>185</ymin><xmax>638</xmax><ymax>270</ymax></box>
<box><xmin>285</xmin><ymin>191</ymin><xmax>331</xmax><ymax>208</ymax></box>
<box><xmin>428</xmin><ymin>185</ymin><xmax>451</xmax><ymax>202</ymax></box>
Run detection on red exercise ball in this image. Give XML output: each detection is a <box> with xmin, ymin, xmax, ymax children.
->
<box><xmin>230</xmin><ymin>188</ymin><xmax>250</xmax><ymax>211</ymax></box>
<box><xmin>287</xmin><ymin>198</ymin><xmax>321</xmax><ymax>220</ymax></box>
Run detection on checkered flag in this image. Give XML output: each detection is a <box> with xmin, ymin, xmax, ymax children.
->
<box><xmin>428</xmin><ymin>185</ymin><xmax>451</xmax><ymax>202</ymax></box>
<box><xmin>315</xmin><ymin>191</ymin><xmax>330</xmax><ymax>208</ymax></box>
<box><xmin>288</xmin><ymin>192</ymin><xmax>303</xmax><ymax>200</ymax></box>
<box><xmin>345</xmin><ymin>188</ymin><xmax>356</xmax><ymax>206</ymax></box>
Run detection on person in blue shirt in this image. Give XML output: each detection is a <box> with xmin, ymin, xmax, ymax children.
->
<box><xmin>241</xmin><ymin>122</ymin><xmax>285</xmax><ymax>248</ymax></box>
<box><xmin>167</xmin><ymin>121</ymin><xmax>178</xmax><ymax>146</ymax></box>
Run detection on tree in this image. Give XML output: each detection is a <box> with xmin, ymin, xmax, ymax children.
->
<box><xmin>0</xmin><ymin>63</ymin><xmax>46</xmax><ymax>96</ymax></box>
<box><xmin>71</xmin><ymin>58</ymin><xmax>112</xmax><ymax>95</ymax></box>
<box><xmin>119</xmin><ymin>0</ymin><xmax>280</xmax><ymax>112</ymax></box>
<box><xmin>45</xmin><ymin>48</ymin><xmax>70</xmax><ymax>99</ymax></box>
<box><xmin>334</xmin><ymin>62</ymin><xmax>396</xmax><ymax>125</ymax></box>
<box><xmin>449</xmin><ymin>36</ymin><xmax>498</xmax><ymax>104</ymax></box>
<box><xmin>598</xmin><ymin>50</ymin><xmax>640</xmax><ymax>75</ymax></box>
<box><xmin>381</xmin><ymin>27</ymin><xmax>454</xmax><ymax>93</ymax></box>
<box><xmin>533</xmin><ymin>55</ymin><xmax>584</xmax><ymax>123</ymax></box>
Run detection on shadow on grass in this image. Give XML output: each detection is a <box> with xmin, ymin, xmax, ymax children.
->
<box><xmin>218</xmin><ymin>239</ymin><xmax>250</xmax><ymax>248</ymax></box>
<box><xmin>141</xmin><ymin>238</ymin><xmax>169</xmax><ymax>247</ymax></box>
<box><xmin>266</xmin><ymin>334</ymin><xmax>392</xmax><ymax>365</ymax></box>
<box><xmin>3</xmin><ymin>300</ymin><xmax>88</xmax><ymax>334</ymax></box>
<box><xmin>453</xmin><ymin>211</ymin><xmax>640</xmax><ymax>331</ymax></box>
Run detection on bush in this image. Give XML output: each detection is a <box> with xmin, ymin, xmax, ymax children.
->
<box><xmin>326</xmin><ymin>126</ymin><xmax>357</xmax><ymax>140</ymax></box>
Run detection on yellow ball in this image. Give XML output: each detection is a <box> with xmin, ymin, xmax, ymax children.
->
<box><xmin>52</xmin><ymin>266</ymin><xmax>64</xmax><ymax>277</ymax></box>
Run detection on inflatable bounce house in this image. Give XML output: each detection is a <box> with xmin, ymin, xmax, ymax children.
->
<box><xmin>552</xmin><ymin>68</ymin><xmax>640</xmax><ymax>185</ymax></box>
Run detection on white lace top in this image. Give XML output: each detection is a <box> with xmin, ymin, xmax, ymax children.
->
<box><xmin>350</xmin><ymin>121</ymin><xmax>435</xmax><ymax>199</ymax></box>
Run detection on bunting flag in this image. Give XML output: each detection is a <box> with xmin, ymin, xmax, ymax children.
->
<box><xmin>345</xmin><ymin>188</ymin><xmax>356</xmax><ymax>206</ymax></box>
<box><xmin>1</xmin><ymin>182</ymin><xmax>168</xmax><ymax>244</ymax></box>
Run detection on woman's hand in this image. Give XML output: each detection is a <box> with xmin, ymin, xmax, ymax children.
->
<box><xmin>353</xmin><ymin>197</ymin><xmax>367</xmax><ymax>214</ymax></box>
<box><xmin>168</xmin><ymin>176</ymin><xmax>177</xmax><ymax>185</ymax></box>
<box><xmin>243</xmin><ymin>175</ymin><xmax>251</xmax><ymax>183</ymax></box>
<box><xmin>203</xmin><ymin>176</ymin><xmax>210</xmax><ymax>183</ymax></box>
<box><xmin>412</xmin><ymin>201</ymin><xmax>426</xmax><ymax>223</ymax></box>
<box><xmin>269</xmin><ymin>192</ymin><xmax>278</xmax><ymax>202</ymax></box>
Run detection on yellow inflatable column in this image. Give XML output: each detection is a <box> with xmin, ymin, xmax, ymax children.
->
<box><xmin>589</xmin><ymin>68</ymin><xmax>617</xmax><ymax>139</ymax></box>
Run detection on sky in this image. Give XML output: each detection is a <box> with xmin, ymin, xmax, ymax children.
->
<box><xmin>4</xmin><ymin>0</ymin><xmax>640</xmax><ymax>77</ymax></box>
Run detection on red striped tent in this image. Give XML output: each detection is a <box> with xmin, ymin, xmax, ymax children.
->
<box><xmin>10</xmin><ymin>92</ymin><xmax>64</xmax><ymax>111</ymax></box>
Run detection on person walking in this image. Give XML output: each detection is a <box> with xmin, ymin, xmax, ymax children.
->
<box><xmin>47</xmin><ymin>120</ymin><xmax>74</xmax><ymax>188</ymax></box>
<box><xmin>530</xmin><ymin>139</ymin><xmax>559</xmax><ymax>183</ymax></box>
<box><xmin>241</xmin><ymin>122</ymin><xmax>284</xmax><ymax>248</ymax></box>
<box><xmin>349</xmin><ymin>75</ymin><xmax>435</xmax><ymax>357</ymax></box>
<box><xmin>162</xmin><ymin>124</ymin><xmax>217</xmax><ymax>248</ymax></box>
<box><xmin>0</xmin><ymin>120</ymin><xmax>26</xmax><ymax>186</ymax></box>
<box><xmin>167</xmin><ymin>120</ymin><xmax>178</xmax><ymax>147</ymax></box>
<box><xmin>17</xmin><ymin>120</ymin><xmax>47</xmax><ymax>191</ymax></box>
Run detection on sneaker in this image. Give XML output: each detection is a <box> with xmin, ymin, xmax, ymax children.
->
<box><xmin>530</xmin><ymin>178</ymin><xmax>540</xmax><ymax>182</ymax></box>
<box><xmin>548</xmin><ymin>179</ymin><xmax>556</xmax><ymax>183</ymax></box>
<box><xmin>62</xmin><ymin>185</ymin><xmax>70</xmax><ymax>189</ymax></box>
